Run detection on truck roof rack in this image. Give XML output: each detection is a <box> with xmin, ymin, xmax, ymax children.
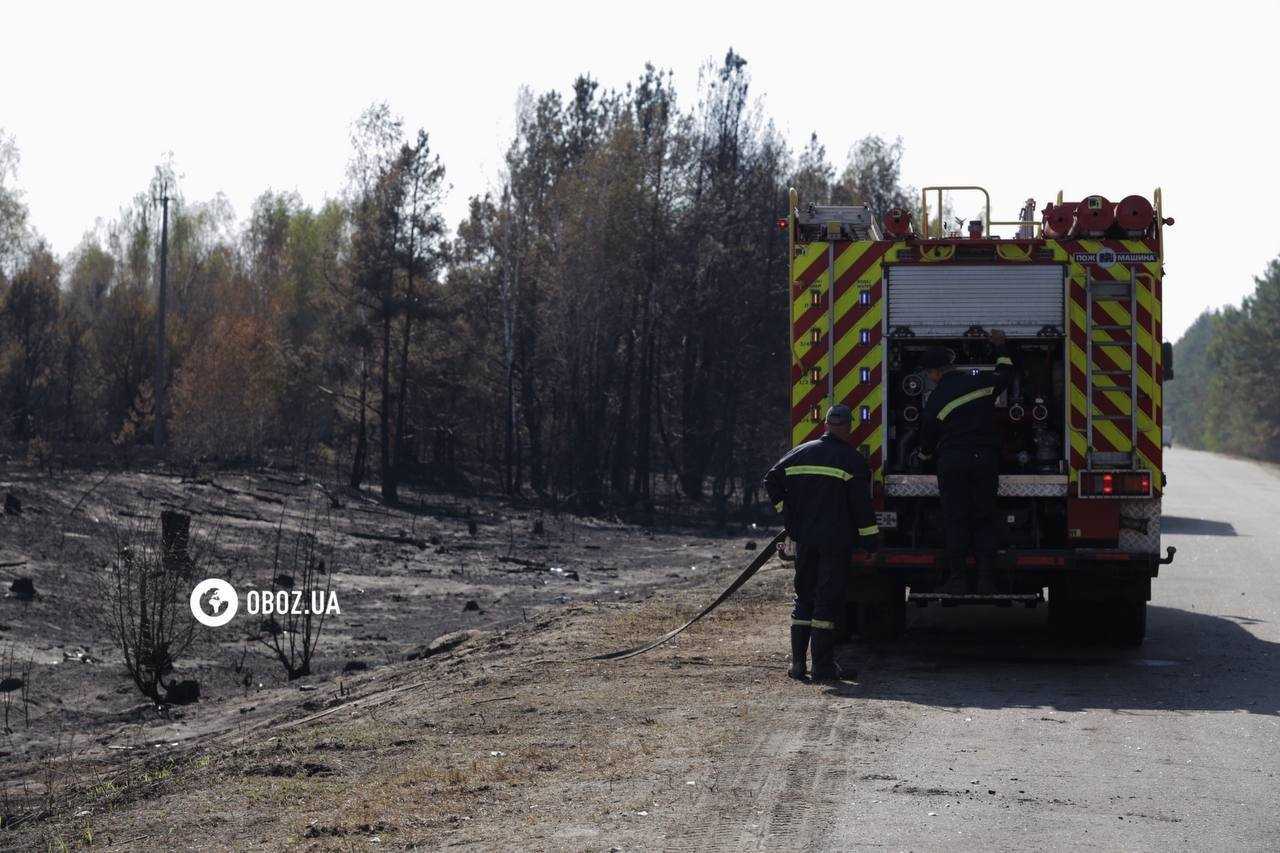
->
<box><xmin>794</xmin><ymin>202</ymin><xmax>883</xmax><ymax>241</ymax></box>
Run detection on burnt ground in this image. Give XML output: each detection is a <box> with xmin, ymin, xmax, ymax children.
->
<box><xmin>2</xmin><ymin>447</ymin><xmax>1277</xmax><ymax>851</ymax></box>
<box><xmin>0</xmin><ymin>454</ymin><xmax>771</xmax><ymax>833</ymax></box>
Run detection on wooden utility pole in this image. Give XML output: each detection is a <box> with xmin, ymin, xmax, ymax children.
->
<box><xmin>154</xmin><ymin>184</ymin><xmax>170</xmax><ymax>448</ymax></box>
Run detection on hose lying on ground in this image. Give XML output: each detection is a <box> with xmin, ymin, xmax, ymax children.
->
<box><xmin>590</xmin><ymin>530</ymin><xmax>786</xmax><ymax>661</ymax></box>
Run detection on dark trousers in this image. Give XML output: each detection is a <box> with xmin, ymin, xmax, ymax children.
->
<box><xmin>792</xmin><ymin>543</ymin><xmax>852</xmax><ymax>630</ymax></box>
<box><xmin>937</xmin><ymin>446</ymin><xmax>1000</xmax><ymax>569</ymax></box>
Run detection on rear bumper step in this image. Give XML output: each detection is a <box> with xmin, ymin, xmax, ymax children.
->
<box><xmin>909</xmin><ymin>592</ymin><xmax>1042</xmax><ymax>601</ymax></box>
<box><xmin>849</xmin><ymin>547</ymin><xmax>1170</xmax><ymax>577</ymax></box>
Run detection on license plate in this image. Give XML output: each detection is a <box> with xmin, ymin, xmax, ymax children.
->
<box><xmin>876</xmin><ymin>511</ymin><xmax>898</xmax><ymax>530</ymax></box>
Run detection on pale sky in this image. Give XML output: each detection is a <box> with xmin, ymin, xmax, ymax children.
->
<box><xmin>3</xmin><ymin>1</ymin><xmax>1277</xmax><ymax>339</ymax></box>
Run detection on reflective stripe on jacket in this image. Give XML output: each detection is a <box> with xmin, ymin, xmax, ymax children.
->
<box><xmin>919</xmin><ymin>344</ymin><xmax>1015</xmax><ymax>458</ymax></box>
<box><xmin>762</xmin><ymin>433</ymin><xmax>878</xmax><ymax>549</ymax></box>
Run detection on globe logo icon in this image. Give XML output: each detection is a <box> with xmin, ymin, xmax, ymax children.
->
<box><xmin>190</xmin><ymin>578</ymin><xmax>239</xmax><ymax>627</ymax></box>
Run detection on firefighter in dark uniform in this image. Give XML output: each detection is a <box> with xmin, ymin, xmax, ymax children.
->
<box><xmin>918</xmin><ymin>329</ymin><xmax>1015</xmax><ymax>594</ymax></box>
<box><xmin>764</xmin><ymin>405</ymin><xmax>879</xmax><ymax>682</ymax></box>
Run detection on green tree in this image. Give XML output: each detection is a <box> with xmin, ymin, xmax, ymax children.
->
<box><xmin>0</xmin><ymin>244</ymin><xmax>62</xmax><ymax>438</ymax></box>
<box><xmin>391</xmin><ymin>130</ymin><xmax>448</xmax><ymax>496</ymax></box>
<box><xmin>63</xmin><ymin>238</ymin><xmax>116</xmax><ymax>439</ymax></box>
<box><xmin>792</xmin><ymin>133</ymin><xmax>835</xmax><ymax>207</ymax></box>
<box><xmin>1203</xmin><ymin>259</ymin><xmax>1280</xmax><ymax>459</ymax></box>
<box><xmin>1164</xmin><ymin>310</ymin><xmax>1216</xmax><ymax>448</ymax></box>
<box><xmin>834</xmin><ymin>135</ymin><xmax>915</xmax><ymax>217</ymax></box>
<box><xmin>0</xmin><ymin>129</ymin><xmax>29</xmax><ymax>278</ymax></box>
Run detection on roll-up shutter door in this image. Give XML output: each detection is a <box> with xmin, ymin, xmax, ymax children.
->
<box><xmin>886</xmin><ymin>265</ymin><xmax>1065</xmax><ymax>337</ymax></box>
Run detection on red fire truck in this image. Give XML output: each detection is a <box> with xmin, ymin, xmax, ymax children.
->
<box><xmin>783</xmin><ymin>187</ymin><xmax>1176</xmax><ymax>645</ymax></box>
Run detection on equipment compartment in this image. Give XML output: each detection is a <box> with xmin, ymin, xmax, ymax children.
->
<box><xmin>882</xmin><ymin>333</ymin><xmax>1070</xmax><ymax>550</ymax></box>
<box><xmin>884</xmin><ymin>335</ymin><xmax>1067</xmax><ymax>477</ymax></box>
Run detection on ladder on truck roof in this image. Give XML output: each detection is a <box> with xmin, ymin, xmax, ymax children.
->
<box><xmin>1085</xmin><ymin>268</ymin><xmax>1139</xmax><ymax>469</ymax></box>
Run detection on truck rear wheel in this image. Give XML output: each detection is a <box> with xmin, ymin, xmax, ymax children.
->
<box><xmin>1108</xmin><ymin>600</ymin><xmax>1146</xmax><ymax>647</ymax></box>
<box><xmin>839</xmin><ymin>601</ymin><xmax>861</xmax><ymax>640</ymax></box>
<box><xmin>1048</xmin><ymin>591</ymin><xmax>1081</xmax><ymax>639</ymax></box>
<box><xmin>858</xmin><ymin>584</ymin><xmax>906</xmax><ymax>641</ymax></box>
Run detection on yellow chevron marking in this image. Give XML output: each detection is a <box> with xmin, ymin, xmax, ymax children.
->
<box><xmin>1067</xmin><ymin>262</ymin><xmax>1089</xmax><ymax>473</ymax></box>
<box><xmin>1068</xmin><ymin>292</ymin><xmax>1088</xmax><ymax>375</ymax></box>
<box><xmin>1092</xmin><ymin>396</ymin><xmax>1157</xmax><ymax>434</ymax></box>
<box><xmin>792</xmin><ymin>419</ymin><xmax>822</xmax><ymax>447</ymax></box>
<box><xmin>1097</xmin><ymin>278</ymin><xmax>1160</xmax><ymax>429</ymax></box>
<box><xmin>791</xmin><ymin>378</ymin><xmax>818</xmax><ymax>409</ymax></box>
<box><xmin>791</xmin><ymin>241</ymin><xmax>828</xmax><ymax>284</ymax></box>
<box><xmin>837</xmin><ymin>380</ymin><xmax>882</xmax><ymax>419</ymax></box>
<box><xmin>790</xmin><ymin>267</ymin><xmax>830</xmax><ymax>326</ymax></box>
<box><xmin>792</xmin><ymin>247</ymin><xmax>883</xmax><ymax>361</ymax></box>
<box><xmin>790</xmin><ymin>284</ymin><xmax>825</xmax><ymax>327</ymax></box>
<box><xmin>830</xmin><ymin>347</ymin><xmax>883</xmax><ymax>405</ymax></box>
<box><xmin>833</xmin><ymin>301</ymin><xmax>884</xmax><ymax>362</ymax></box>
<box><xmin>833</xmin><ymin>240</ymin><xmax>875</xmax><ymax>281</ymax></box>
<box><xmin>1136</xmin><ymin>450</ymin><xmax>1162</xmax><ymax>492</ymax></box>
<box><xmin>1093</xmin><ymin>388</ymin><xmax>1132</xmax><ymax>415</ymax></box>
<box><xmin>1068</xmin><ymin>243</ymin><xmax>1164</xmax><ymax>479</ymax></box>
<box><xmin>1097</xmin><ymin>300</ymin><xmax>1157</xmax><ymax>397</ymax></box>
<box><xmin>792</xmin><ymin>340</ymin><xmax>882</xmax><ymax>409</ymax></box>
<box><xmin>1092</xmin><ymin>416</ymin><xmax>1132</xmax><ymax>453</ymax></box>
<box><xmin>1077</xmin><ymin>240</ymin><xmax>1121</xmax><ymax>283</ymax></box>
<box><xmin>865</xmin><ymin>434</ymin><xmax>885</xmax><ymax>483</ymax></box>
<box><xmin>792</xmin><ymin>246</ymin><xmax>885</xmax><ymax>403</ymax></box>
<box><xmin>789</xmin><ymin>241</ymin><xmax>889</xmax><ymax>452</ymax></box>
<box><xmin>1070</xmin><ymin>430</ymin><xmax>1088</xmax><ymax>455</ymax></box>
<box><xmin>1133</xmin><ymin>272</ymin><xmax>1161</xmax><ymax>416</ymax></box>
<box><xmin>1070</xmin><ymin>383</ymin><xmax>1088</xmax><ymax>413</ymax></box>
<box><xmin>792</xmin><ymin>290</ymin><xmax>872</xmax><ymax>366</ymax></box>
<box><xmin>1069</xmin><ymin>433</ymin><xmax>1088</xmax><ymax>484</ymax></box>
<box><xmin>1121</xmin><ymin>239</ymin><xmax>1163</xmax><ymax>279</ymax></box>
<box><xmin>1093</xmin><ymin>327</ymin><xmax>1157</xmax><ymax>397</ymax></box>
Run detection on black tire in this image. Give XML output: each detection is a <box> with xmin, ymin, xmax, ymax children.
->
<box><xmin>839</xmin><ymin>601</ymin><xmax>861</xmax><ymax>640</ymax></box>
<box><xmin>1110</xmin><ymin>600</ymin><xmax>1146</xmax><ymax>647</ymax></box>
<box><xmin>858</xmin><ymin>584</ymin><xmax>906</xmax><ymax>641</ymax></box>
<box><xmin>1048</xmin><ymin>593</ymin><xmax>1080</xmax><ymax>639</ymax></box>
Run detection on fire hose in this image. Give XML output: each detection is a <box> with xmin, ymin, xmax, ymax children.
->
<box><xmin>590</xmin><ymin>530</ymin><xmax>787</xmax><ymax>661</ymax></box>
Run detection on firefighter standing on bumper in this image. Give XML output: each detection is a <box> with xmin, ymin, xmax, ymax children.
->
<box><xmin>918</xmin><ymin>329</ymin><xmax>1015</xmax><ymax>594</ymax></box>
<box><xmin>764</xmin><ymin>405</ymin><xmax>879</xmax><ymax>682</ymax></box>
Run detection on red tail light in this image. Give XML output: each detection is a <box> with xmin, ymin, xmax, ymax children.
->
<box><xmin>1080</xmin><ymin>471</ymin><xmax>1152</xmax><ymax>498</ymax></box>
<box><xmin>777</xmin><ymin>218</ymin><xmax>788</xmax><ymax>230</ymax></box>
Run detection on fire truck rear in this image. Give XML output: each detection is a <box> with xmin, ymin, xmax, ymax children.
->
<box><xmin>783</xmin><ymin>186</ymin><xmax>1176</xmax><ymax>645</ymax></box>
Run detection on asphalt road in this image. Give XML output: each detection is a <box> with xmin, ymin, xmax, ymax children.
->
<box><xmin>669</xmin><ymin>447</ymin><xmax>1279</xmax><ymax>851</ymax></box>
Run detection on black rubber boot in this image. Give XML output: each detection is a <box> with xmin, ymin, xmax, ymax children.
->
<box><xmin>788</xmin><ymin>624</ymin><xmax>810</xmax><ymax>680</ymax></box>
<box><xmin>809</xmin><ymin>628</ymin><xmax>853</xmax><ymax>682</ymax></box>
<box><xmin>977</xmin><ymin>555</ymin><xmax>997</xmax><ymax>594</ymax></box>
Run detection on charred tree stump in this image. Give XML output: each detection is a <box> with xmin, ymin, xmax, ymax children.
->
<box><xmin>161</xmin><ymin>510</ymin><xmax>192</xmax><ymax>577</ymax></box>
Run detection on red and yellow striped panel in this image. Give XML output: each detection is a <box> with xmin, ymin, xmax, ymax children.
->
<box><xmin>789</xmin><ymin>240</ymin><xmax>899</xmax><ymax>481</ymax></box>
<box><xmin>1053</xmin><ymin>238</ymin><xmax>1163</xmax><ymax>492</ymax></box>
